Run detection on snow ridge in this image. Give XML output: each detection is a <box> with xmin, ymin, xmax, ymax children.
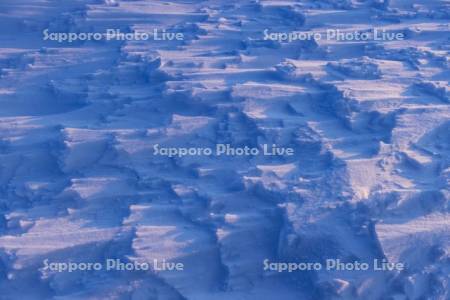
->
<box><xmin>0</xmin><ymin>0</ymin><xmax>449</xmax><ymax>299</ymax></box>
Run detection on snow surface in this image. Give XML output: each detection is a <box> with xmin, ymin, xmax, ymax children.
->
<box><xmin>0</xmin><ymin>0</ymin><xmax>449</xmax><ymax>299</ymax></box>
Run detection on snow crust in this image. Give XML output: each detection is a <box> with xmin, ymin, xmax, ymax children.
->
<box><xmin>0</xmin><ymin>0</ymin><xmax>448</xmax><ymax>299</ymax></box>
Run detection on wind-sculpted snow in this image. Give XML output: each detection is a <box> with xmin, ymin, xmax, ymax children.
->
<box><xmin>0</xmin><ymin>0</ymin><xmax>449</xmax><ymax>299</ymax></box>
